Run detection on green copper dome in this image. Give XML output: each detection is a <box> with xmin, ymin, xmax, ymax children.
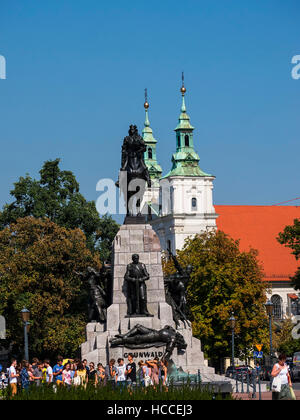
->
<box><xmin>164</xmin><ymin>85</ymin><xmax>212</xmax><ymax>178</ymax></box>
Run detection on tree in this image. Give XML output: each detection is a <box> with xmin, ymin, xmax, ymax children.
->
<box><xmin>0</xmin><ymin>217</ymin><xmax>101</xmax><ymax>359</ymax></box>
<box><xmin>0</xmin><ymin>159</ymin><xmax>119</xmax><ymax>254</ymax></box>
<box><xmin>273</xmin><ymin>318</ymin><xmax>300</xmax><ymax>356</ymax></box>
<box><xmin>163</xmin><ymin>230</ymin><xmax>270</xmax><ymax>365</ymax></box>
<box><xmin>96</xmin><ymin>214</ymin><xmax>120</xmax><ymax>263</ymax></box>
<box><xmin>278</xmin><ymin>219</ymin><xmax>300</xmax><ymax>289</ymax></box>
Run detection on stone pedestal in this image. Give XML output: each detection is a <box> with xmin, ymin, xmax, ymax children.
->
<box><xmin>106</xmin><ymin>223</ymin><xmax>175</xmax><ymax>337</ymax></box>
<box><xmin>81</xmin><ymin>223</ymin><xmax>231</xmax><ymax>385</ymax></box>
<box><xmin>81</xmin><ymin>223</ymin><xmax>174</xmax><ymax>362</ymax></box>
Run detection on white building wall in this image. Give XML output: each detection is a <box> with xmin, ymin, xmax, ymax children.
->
<box><xmin>267</xmin><ymin>286</ymin><xmax>298</xmax><ymax>319</ymax></box>
<box><xmin>151</xmin><ymin>175</ymin><xmax>217</xmax><ymax>254</ymax></box>
<box><xmin>150</xmin><ymin>173</ymin><xmax>296</xmax><ymax>311</ymax></box>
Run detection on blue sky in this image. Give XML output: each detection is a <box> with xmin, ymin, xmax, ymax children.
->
<box><xmin>0</xmin><ymin>0</ymin><xmax>299</xmax><ymax>221</ymax></box>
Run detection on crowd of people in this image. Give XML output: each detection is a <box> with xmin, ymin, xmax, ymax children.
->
<box><xmin>2</xmin><ymin>354</ymin><xmax>169</xmax><ymax>395</ymax></box>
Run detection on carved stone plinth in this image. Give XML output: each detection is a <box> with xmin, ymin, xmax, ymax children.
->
<box><xmin>81</xmin><ymin>223</ymin><xmax>232</xmax><ymax>386</ymax></box>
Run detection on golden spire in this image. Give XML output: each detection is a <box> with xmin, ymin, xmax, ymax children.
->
<box><xmin>144</xmin><ymin>88</ymin><xmax>149</xmax><ymax>109</ymax></box>
<box><xmin>181</xmin><ymin>71</ymin><xmax>186</xmax><ymax>95</ymax></box>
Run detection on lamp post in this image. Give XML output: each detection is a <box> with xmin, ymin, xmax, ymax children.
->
<box><xmin>265</xmin><ymin>300</ymin><xmax>274</xmax><ymax>366</ymax></box>
<box><xmin>229</xmin><ymin>313</ymin><xmax>236</xmax><ymax>369</ymax></box>
<box><xmin>20</xmin><ymin>308</ymin><xmax>30</xmax><ymax>361</ymax></box>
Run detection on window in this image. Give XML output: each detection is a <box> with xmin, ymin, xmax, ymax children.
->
<box><xmin>177</xmin><ymin>136</ymin><xmax>181</xmax><ymax>148</ymax></box>
<box><xmin>185</xmin><ymin>135</ymin><xmax>189</xmax><ymax>147</ymax></box>
<box><xmin>271</xmin><ymin>295</ymin><xmax>283</xmax><ymax>320</ymax></box>
<box><xmin>148</xmin><ymin>148</ymin><xmax>153</xmax><ymax>159</ymax></box>
<box><xmin>170</xmin><ymin>187</ymin><xmax>174</xmax><ymax>213</ymax></box>
<box><xmin>191</xmin><ymin>197</ymin><xmax>197</xmax><ymax>210</ymax></box>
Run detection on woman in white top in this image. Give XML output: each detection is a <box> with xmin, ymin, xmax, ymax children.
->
<box><xmin>62</xmin><ymin>363</ymin><xmax>73</xmax><ymax>389</ymax></box>
<box><xmin>271</xmin><ymin>354</ymin><xmax>293</xmax><ymax>400</ymax></box>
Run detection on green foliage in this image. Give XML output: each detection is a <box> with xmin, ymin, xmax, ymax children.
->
<box><xmin>0</xmin><ymin>159</ymin><xmax>119</xmax><ymax>255</ymax></box>
<box><xmin>96</xmin><ymin>214</ymin><xmax>120</xmax><ymax>263</ymax></box>
<box><xmin>163</xmin><ymin>231</ymin><xmax>270</xmax><ymax>362</ymax></box>
<box><xmin>0</xmin><ymin>217</ymin><xmax>101</xmax><ymax>359</ymax></box>
<box><xmin>4</xmin><ymin>383</ymin><xmax>232</xmax><ymax>401</ymax></box>
<box><xmin>273</xmin><ymin>318</ymin><xmax>300</xmax><ymax>356</ymax></box>
<box><xmin>277</xmin><ymin>219</ymin><xmax>300</xmax><ymax>289</ymax></box>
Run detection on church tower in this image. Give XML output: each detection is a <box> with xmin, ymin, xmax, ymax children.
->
<box><xmin>141</xmin><ymin>90</ymin><xmax>162</xmax><ymax>217</ymax></box>
<box><xmin>142</xmin><ymin>89</ymin><xmax>162</xmax><ymax>184</ymax></box>
<box><xmin>151</xmin><ymin>76</ymin><xmax>217</xmax><ymax>253</ymax></box>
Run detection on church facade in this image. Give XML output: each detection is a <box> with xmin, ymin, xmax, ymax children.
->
<box><xmin>141</xmin><ymin>81</ymin><xmax>300</xmax><ymax>321</ymax></box>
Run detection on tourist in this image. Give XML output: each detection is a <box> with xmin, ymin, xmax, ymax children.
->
<box><xmin>75</xmin><ymin>361</ymin><xmax>87</xmax><ymax>387</ymax></box>
<box><xmin>0</xmin><ymin>370</ymin><xmax>7</xmax><ymax>389</ymax></box>
<box><xmin>138</xmin><ymin>361</ymin><xmax>145</xmax><ymax>386</ymax></box>
<box><xmin>96</xmin><ymin>363</ymin><xmax>106</xmax><ymax>387</ymax></box>
<box><xmin>40</xmin><ymin>362</ymin><xmax>47</xmax><ymax>384</ymax></box>
<box><xmin>8</xmin><ymin>359</ymin><xmax>19</xmax><ymax>396</ymax></box>
<box><xmin>70</xmin><ymin>363</ymin><xmax>76</xmax><ymax>382</ymax></box>
<box><xmin>31</xmin><ymin>358</ymin><xmax>39</xmax><ymax>371</ymax></box>
<box><xmin>32</xmin><ymin>361</ymin><xmax>44</xmax><ymax>386</ymax></box>
<box><xmin>126</xmin><ymin>353</ymin><xmax>136</xmax><ymax>387</ymax></box>
<box><xmin>271</xmin><ymin>353</ymin><xmax>293</xmax><ymax>400</ymax></box>
<box><xmin>44</xmin><ymin>359</ymin><xmax>53</xmax><ymax>384</ymax></box>
<box><xmin>160</xmin><ymin>359</ymin><xmax>168</xmax><ymax>388</ymax></box>
<box><xmin>105</xmin><ymin>359</ymin><xmax>117</xmax><ymax>387</ymax></box>
<box><xmin>73</xmin><ymin>358</ymin><xmax>80</xmax><ymax>371</ymax></box>
<box><xmin>53</xmin><ymin>356</ymin><xmax>64</xmax><ymax>386</ymax></box>
<box><xmin>20</xmin><ymin>360</ymin><xmax>30</xmax><ymax>391</ymax></box>
<box><xmin>27</xmin><ymin>364</ymin><xmax>36</xmax><ymax>384</ymax></box>
<box><xmin>16</xmin><ymin>362</ymin><xmax>22</xmax><ymax>390</ymax></box>
<box><xmin>62</xmin><ymin>363</ymin><xmax>73</xmax><ymax>389</ymax></box>
<box><xmin>88</xmin><ymin>362</ymin><xmax>97</xmax><ymax>386</ymax></box>
<box><xmin>147</xmin><ymin>358</ymin><xmax>160</xmax><ymax>386</ymax></box>
<box><xmin>83</xmin><ymin>359</ymin><xmax>90</xmax><ymax>376</ymax></box>
<box><xmin>143</xmin><ymin>361</ymin><xmax>152</xmax><ymax>387</ymax></box>
<box><xmin>115</xmin><ymin>358</ymin><xmax>126</xmax><ymax>388</ymax></box>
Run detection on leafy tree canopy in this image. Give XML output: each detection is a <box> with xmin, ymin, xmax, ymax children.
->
<box><xmin>278</xmin><ymin>219</ymin><xmax>300</xmax><ymax>289</ymax></box>
<box><xmin>0</xmin><ymin>217</ymin><xmax>101</xmax><ymax>359</ymax></box>
<box><xmin>0</xmin><ymin>159</ymin><xmax>119</xmax><ymax>257</ymax></box>
<box><xmin>273</xmin><ymin>318</ymin><xmax>300</xmax><ymax>356</ymax></box>
<box><xmin>163</xmin><ymin>230</ymin><xmax>270</xmax><ymax>362</ymax></box>
<box><xmin>96</xmin><ymin>214</ymin><xmax>120</xmax><ymax>263</ymax></box>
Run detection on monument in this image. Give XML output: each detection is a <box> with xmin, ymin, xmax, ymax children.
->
<box><xmin>81</xmin><ymin>125</ymin><xmax>232</xmax><ymax>385</ymax></box>
<box><xmin>124</xmin><ymin>254</ymin><xmax>152</xmax><ymax>317</ymax></box>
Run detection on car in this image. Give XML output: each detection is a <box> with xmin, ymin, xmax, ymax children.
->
<box><xmin>225</xmin><ymin>366</ymin><xmax>236</xmax><ymax>378</ymax></box>
<box><xmin>225</xmin><ymin>366</ymin><xmax>253</xmax><ymax>381</ymax></box>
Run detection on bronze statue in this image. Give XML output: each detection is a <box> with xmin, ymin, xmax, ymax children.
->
<box><xmin>75</xmin><ymin>267</ymin><xmax>107</xmax><ymax>323</ymax></box>
<box><xmin>164</xmin><ymin>252</ymin><xmax>193</xmax><ymax>327</ymax></box>
<box><xmin>116</xmin><ymin>125</ymin><xmax>151</xmax><ymax>218</ymax></box>
<box><xmin>124</xmin><ymin>254</ymin><xmax>152</xmax><ymax>317</ymax></box>
<box><xmin>110</xmin><ymin>324</ymin><xmax>187</xmax><ymax>361</ymax></box>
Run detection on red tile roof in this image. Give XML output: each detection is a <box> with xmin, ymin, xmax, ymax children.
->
<box><xmin>215</xmin><ymin>206</ymin><xmax>300</xmax><ymax>282</ymax></box>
